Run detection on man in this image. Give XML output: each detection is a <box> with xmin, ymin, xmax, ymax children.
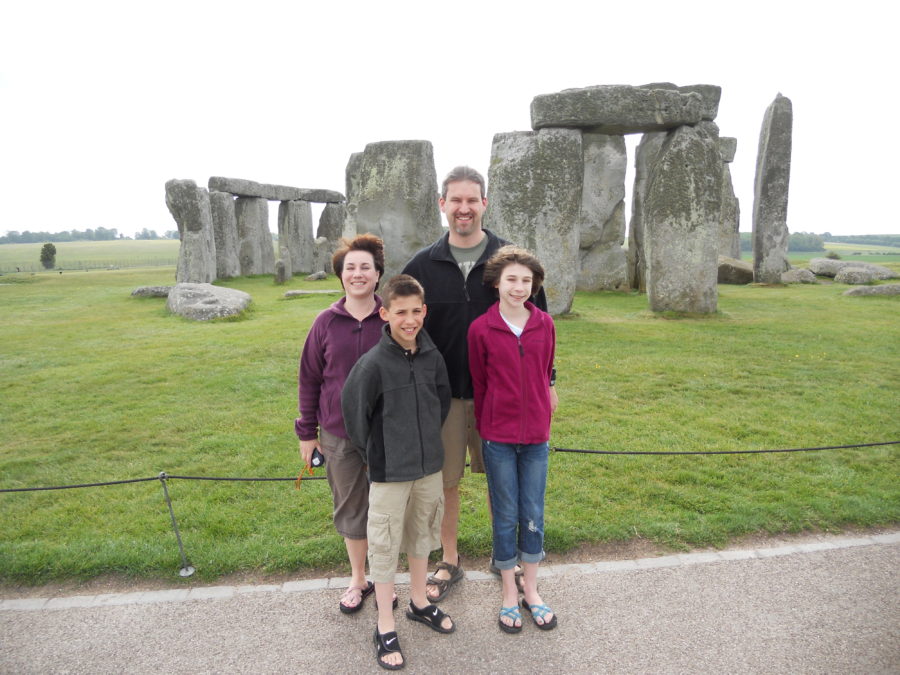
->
<box><xmin>402</xmin><ymin>166</ymin><xmax>558</xmax><ymax>601</ymax></box>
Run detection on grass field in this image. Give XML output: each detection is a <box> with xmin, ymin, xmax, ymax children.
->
<box><xmin>0</xmin><ymin>240</ymin><xmax>181</xmax><ymax>273</ymax></box>
<box><xmin>1</xmin><ymin>261</ymin><xmax>898</xmax><ymax>586</ymax></box>
<box><xmin>784</xmin><ymin>241</ymin><xmax>900</xmax><ymax>265</ymax></box>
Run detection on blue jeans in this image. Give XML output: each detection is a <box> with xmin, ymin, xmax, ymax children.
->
<box><xmin>482</xmin><ymin>440</ymin><xmax>549</xmax><ymax>570</ymax></box>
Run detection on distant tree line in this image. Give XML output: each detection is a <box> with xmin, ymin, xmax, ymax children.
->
<box><xmin>0</xmin><ymin>228</ymin><xmax>179</xmax><ymax>244</ymax></box>
<box><xmin>740</xmin><ymin>231</ymin><xmax>825</xmax><ymax>252</ymax></box>
<box><xmin>819</xmin><ymin>233</ymin><xmax>900</xmax><ymax>248</ymax></box>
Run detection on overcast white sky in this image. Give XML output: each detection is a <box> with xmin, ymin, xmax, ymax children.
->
<box><xmin>1</xmin><ymin>1</ymin><xmax>897</xmax><ymax>239</ymax></box>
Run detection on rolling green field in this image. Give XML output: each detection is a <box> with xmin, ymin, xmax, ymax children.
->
<box><xmin>0</xmin><ymin>239</ymin><xmax>181</xmax><ymax>273</ymax></box>
<box><xmin>1</xmin><ymin>261</ymin><xmax>898</xmax><ymax>585</ymax></box>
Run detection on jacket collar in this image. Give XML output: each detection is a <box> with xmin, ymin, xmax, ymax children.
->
<box><xmin>486</xmin><ymin>300</ymin><xmax>542</xmax><ymax>333</ymax></box>
<box><xmin>430</xmin><ymin>228</ymin><xmax>500</xmax><ymax>264</ymax></box>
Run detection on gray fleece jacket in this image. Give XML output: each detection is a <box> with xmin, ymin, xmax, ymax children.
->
<box><xmin>341</xmin><ymin>324</ymin><xmax>451</xmax><ymax>483</ymax></box>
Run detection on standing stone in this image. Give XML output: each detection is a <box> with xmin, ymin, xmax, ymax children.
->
<box><xmin>644</xmin><ymin>124</ymin><xmax>722</xmax><ymax>313</ymax></box>
<box><xmin>274</xmin><ymin>259</ymin><xmax>288</xmax><ymax>285</ymax></box>
<box><xmin>278</xmin><ymin>245</ymin><xmax>293</xmax><ymax>281</ymax></box>
<box><xmin>165</xmin><ymin>179</ymin><xmax>217</xmax><ymax>284</ymax></box>
<box><xmin>209</xmin><ymin>191</ymin><xmax>241</xmax><ymax>279</ymax></box>
<box><xmin>310</xmin><ymin>237</ymin><xmax>331</xmax><ymax>275</ymax></box>
<box><xmin>235</xmin><ymin>197</ymin><xmax>273</xmax><ymax>276</ymax></box>
<box><xmin>578</xmin><ymin>133</ymin><xmax>628</xmax><ymax>291</ymax></box>
<box><xmin>628</xmin><ymin>131</ymin><xmax>668</xmax><ymax>291</ymax></box>
<box><xmin>752</xmin><ymin>94</ymin><xmax>793</xmax><ymax>283</ymax></box>
<box><xmin>718</xmin><ymin>137</ymin><xmax>741</xmax><ymax>259</ymax></box>
<box><xmin>345</xmin><ymin>140</ymin><xmax>442</xmax><ymax>280</ymax></box>
<box><xmin>485</xmin><ymin>128</ymin><xmax>582</xmax><ymax>315</ymax></box>
<box><xmin>343</xmin><ymin>152</ymin><xmax>364</xmax><ymax>240</ymax></box>
<box><xmin>317</xmin><ymin>202</ymin><xmax>346</xmax><ymax>253</ymax></box>
<box><xmin>277</xmin><ymin>200</ymin><xmax>313</xmax><ymax>275</ymax></box>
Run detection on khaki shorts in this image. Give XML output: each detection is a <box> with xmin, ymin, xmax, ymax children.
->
<box><xmin>367</xmin><ymin>471</ymin><xmax>444</xmax><ymax>584</ymax></box>
<box><xmin>441</xmin><ymin>398</ymin><xmax>484</xmax><ymax>488</ymax></box>
<box><xmin>320</xmin><ymin>429</ymin><xmax>369</xmax><ymax>540</ymax></box>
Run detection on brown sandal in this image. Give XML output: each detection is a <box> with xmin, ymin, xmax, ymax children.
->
<box><xmin>426</xmin><ymin>558</ymin><xmax>464</xmax><ymax>602</ymax></box>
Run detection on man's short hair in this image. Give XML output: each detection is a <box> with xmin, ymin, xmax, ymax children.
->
<box><xmin>332</xmin><ymin>233</ymin><xmax>385</xmax><ymax>289</ymax></box>
<box><xmin>441</xmin><ymin>166</ymin><xmax>486</xmax><ymax>200</ymax></box>
<box><xmin>483</xmin><ymin>245</ymin><xmax>545</xmax><ymax>296</ymax></box>
<box><xmin>382</xmin><ymin>274</ymin><xmax>425</xmax><ymax>308</ymax></box>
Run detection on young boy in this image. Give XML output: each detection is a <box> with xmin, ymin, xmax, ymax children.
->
<box><xmin>341</xmin><ymin>274</ymin><xmax>456</xmax><ymax>670</ymax></box>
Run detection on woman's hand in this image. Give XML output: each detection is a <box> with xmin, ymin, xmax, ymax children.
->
<box><xmin>299</xmin><ymin>438</ymin><xmax>321</xmax><ymax>468</ymax></box>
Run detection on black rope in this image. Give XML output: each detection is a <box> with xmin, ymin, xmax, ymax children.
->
<box><xmin>0</xmin><ymin>476</ymin><xmax>159</xmax><ymax>493</ymax></box>
<box><xmin>552</xmin><ymin>440</ymin><xmax>900</xmax><ymax>456</ymax></box>
<box><xmin>165</xmin><ymin>475</ymin><xmax>325</xmax><ymax>482</ymax></box>
<box><xmin>2</xmin><ymin>441</ymin><xmax>897</xmax><ymax>493</ymax></box>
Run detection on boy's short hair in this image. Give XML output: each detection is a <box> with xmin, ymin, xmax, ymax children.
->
<box><xmin>441</xmin><ymin>166</ymin><xmax>486</xmax><ymax>200</ymax></box>
<box><xmin>382</xmin><ymin>274</ymin><xmax>425</xmax><ymax>308</ymax></box>
<box><xmin>332</xmin><ymin>233</ymin><xmax>385</xmax><ymax>288</ymax></box>
<box><xmin>483</xmin><ymin>245</ymin><xmax>545</xmax><ymax>296</ymax></box>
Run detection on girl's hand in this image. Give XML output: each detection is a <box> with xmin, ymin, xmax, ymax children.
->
<box><xmin>549</xmin><ymin>386</ymin><xmax>559</xmax><ymax>414</ymax></box>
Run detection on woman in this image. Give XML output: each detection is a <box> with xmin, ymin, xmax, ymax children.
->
<box><xmin>467</xmin><ymin>245</ymin><xmax>558</xmax><ymax>633</ymax></box>
<box><xmin>295</xmin><ymin>233</ymin><xmax>386</xmax><ymax>614</ymax></box>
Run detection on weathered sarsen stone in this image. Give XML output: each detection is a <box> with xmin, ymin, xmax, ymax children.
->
<box><xmin>835</xmin><ymin>267</ymin><xmax>878</xmax><ymax>285</ymax></box>
<box><xmin>752</xmin><ymin>94</ymin><xmax>793</xmax><ymax>283</ymax></box>
<box><xmin>639</xmin><ymin>83</ymin><xmax>722</xmax><ymax>121</ymax></box>
<box><xmin>344</xmin><ymin>140</ymin><xmax>442</xmax><ymax>280</ymax></box>
<box><xmin>718</xmin><ymin>256</ymin><xmax>753</xmax><ymax>285</ymax></box>
<box><xmin>208</xmin><ymin>177</ymin><xmax>344</xmax><ymax>203</ymax></box>
<box><xmin>808</xmin><ymin>258</ymin><xmax>897</xmax><ymax>280</ymax></box>
<box><xmin>485</xmin><ymin>128</ymin><xmax>583</xmax><ymax>315</ymax></box>
<box><xmin>628</xmin><ymin>131</ymin><xmax>667</xmax><ymax>290</ymax></box>
<box><xmin>317</xmin><ymin>203</ymin><xmax>346</xmax><ymax>253</ymax></box>
<box><xmin>235</xmin><ymin>197</ymin><xmax>273</xmax><ymax>276</ymax></box>
<box><xmin>578</xmin><ymin>133</ymin><xmax>628</xmax><ymax>291</ymax></box>
<box><xmin>209</xmin><ymin>191</ymin><xmax>241</xmax><ymax>279</ymax></box>
<box><xmin>843</xmin><ymin>283</ymin><xmax>900</xmax><ymax>296</ymax></box>
<box><xmin>165</xmin><ymin>179</ymin><xmax>217</xmax><ymax>284</ymax></box>
<box><xmin>278</xmin><ymin>200</ymin><xmax>313</xmax><ymax>275</ymax></box>
<box><xmin>531</xmin><ymin>85</ymin><xmax>703</xmax><ymax>134</ymax></box>
<box><xmin>644</xmin><ymin>124</ymin><xmax>722</xmax><ymax>313</ymax></box>
<box><xmin>131</xmin><ymin>286</ymin><xmax>171</xmax><ymax>297</ymax></box>
<box><xmin>718</xmin><ymin>138</ymin><xmax>741</xmax><ymax>259</ymax></box>
<box><xmin>166</xmin><ymin>283</ymin><xmax>252</xmax><ymax>321</ymax></box>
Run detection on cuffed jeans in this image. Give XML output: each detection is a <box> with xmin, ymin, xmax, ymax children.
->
<box><xmin>482</xmin><ymin>440</ymin><xmax>549</xmax><ymax>570</ymax></box>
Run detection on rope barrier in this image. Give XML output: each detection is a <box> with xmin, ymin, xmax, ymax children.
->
<box><xmin>1</xmin><ymin>441</ymin><xmax>896</xmax><ymax>494</ymax></box>
<box><xmin>2</xmin><ymin>441</ymin><xmax>895</xmax><ymax>577</ymax></box>
<box><xmin>0</xmin><ymin>476</ymin><xmax>160</xmax><ymax>493</ymax></box>
<box><xmin>551</xmin><ymin>440</ymin><xmax>899</xmax><ymax>456</ymax></box>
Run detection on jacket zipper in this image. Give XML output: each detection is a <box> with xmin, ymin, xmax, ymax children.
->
<box><xmin>406</xmin><ymin>349</ymin><xmax>427</xmax><ymax>476</ymax></box>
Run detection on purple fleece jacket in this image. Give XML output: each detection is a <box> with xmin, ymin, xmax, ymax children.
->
<box><xmin>294</xmin><ymin>296</ymin><xmax>385</xmax><ymax>441</ymax></box>
<box><xmin>467</xmin><ymin>301</ymin><xmax>555</xmax><ymax>444</ymax></box>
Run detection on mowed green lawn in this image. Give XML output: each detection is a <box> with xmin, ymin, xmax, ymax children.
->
<box><xmin>1</xmin><ymin>265</ymin><xmax>898</xmax><ymax>584</ymax></box>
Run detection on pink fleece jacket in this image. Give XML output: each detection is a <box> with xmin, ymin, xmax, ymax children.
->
<box><xmin>467</xmin><ymin>301</ymin><xmax>555</xmax><ymax>444</ymax></box>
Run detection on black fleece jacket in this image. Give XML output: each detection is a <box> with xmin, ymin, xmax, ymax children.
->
<box><xmin>402</xmin><ymin>229</ymin><xmax>548</xmax><ymax>399</ymax></box>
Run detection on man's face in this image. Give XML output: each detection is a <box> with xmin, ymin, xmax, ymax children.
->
<box><xmin>439</xmin><ymin>180</ymin><xmax>487</xmax><ymax>240</ymax></box>
<box><xmin>380</xmin><ymin>294</ymin><xmax>427</xmax><ymax>351</ymax></box>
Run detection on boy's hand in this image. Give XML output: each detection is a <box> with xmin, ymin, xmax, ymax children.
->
<box><xmin>299</xmin><ymin>438</ymin><xmax>321</xmax><ymax>468</ymax></box>
<box><xmin>549</xmin><ymin>386</ymin><xmax>559</xmax><ymax>414</ymax></box>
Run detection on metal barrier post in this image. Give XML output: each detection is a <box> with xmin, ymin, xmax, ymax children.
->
<box><xmin>158</xmin><ymin>472</ymin><xmax>195</xmax><ymax>577</ymax></box>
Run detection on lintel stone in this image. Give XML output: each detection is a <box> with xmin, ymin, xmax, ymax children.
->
<box><xmin>530</xmin><ymin>85</ymin><xmax>703</xmax><ymax>134</ymax></box>
<box><xmin>208</xmin><ymin>176</ymin><xmax>344</xmax><ymax>203</ymax></box>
